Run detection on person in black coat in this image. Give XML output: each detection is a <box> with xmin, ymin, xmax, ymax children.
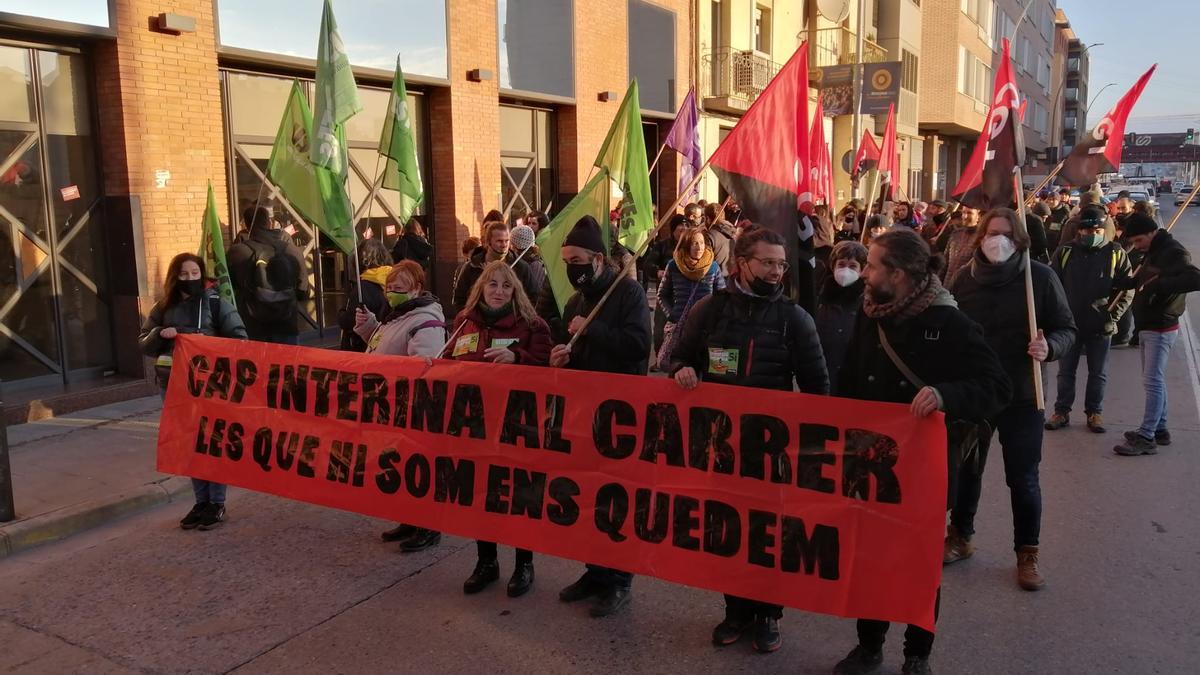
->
<box><xmin>550</xmin><ymin>216</ymin><xmax>650</xmax><ymax>617</ymax></box>
<box><xmin>1045</xmin><ymin>206</ymin><xmax>1133</xmax><ymax>433</ymax></box>
<box><xmin>816</xmin><ymin>240</ymin><xmax>868</xmax><ymax>393</ymax></box>
<box><xmin>226</xmin><ymin>206</ymin><xmax>310</xmax><ymax>344</ymax></box>
<box><xmin>391</xmin><ymin>220</ymin><xmax>433</xmax><ymax>268</ymax></box>
<box><xmin>1111</xmin><ymin>215</ymin><xmax>1200</xmax><ymax>455</ymax></box>
<box><xmin>452</xmin><ymin>221</ymin><xmax>538</xmax><ymax>311</ymax></box>
<box><xmin>946</xmin><ymin>207</ymin><xmax>1076</xmax><ymax>593</ymax></box>
<box><xmin>832</xmin><ymin>229</ymin><xmax>1011</xmax><ymax>675</ymax></box>
<box><xmin>337</xmin><ymin>238</ymin><xmax>393</xmax><ymax>351</ymax></box>
<box><xmin>668</xmin><ymin>227</ymin><xmax>828</xmax><ymax>654</ymax></box>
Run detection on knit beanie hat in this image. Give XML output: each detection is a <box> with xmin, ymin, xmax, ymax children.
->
<box><xmin>564</xmin><ymin>215</ymin><xmax>605</xmax><ymax>252</ymax></box>
<box><xmin>1121</xmin><ymin>212</ymin><xmax>1158</xmax><ymax>237</ymax></box>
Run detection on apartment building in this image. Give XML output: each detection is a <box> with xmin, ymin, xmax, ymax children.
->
<box><xmin>1060</xmin><ymin>25</ymin><xmax>1092</xmax><ymax>157</ymax></box>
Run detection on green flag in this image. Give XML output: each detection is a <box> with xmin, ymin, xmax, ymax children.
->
<box><xmin>311</xmin><ymin>0</ymin><xmax>361</xmax><ymax>179</ymax></box>
<box><xmin>199</xmin><ymin>181</ymin><xmax>235</xmax><ymax>306</ymax></box>
<box><xmin>380</xmin><ymin>55</ymin><xmax>423</xmax><ymax>225</ymax></box>
<box><xmin>535</xmin><ymin>170</ymin><xmax>611</xmax><ymax>313</ymax></box>
<box><xmin>593</xmin><ymin>80</ymin><xmax>655</xmax><ymax>255</ymax></box>
<box><xmin>267</xmin><ymin>81</ymin><xmax>355</xmax><ymax>255</ymax></box>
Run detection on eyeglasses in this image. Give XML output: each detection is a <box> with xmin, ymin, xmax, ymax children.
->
<box><xmin>750</xmin><ymin>257</ymin><xmax>790</xmax><ymax>272</ymax></box>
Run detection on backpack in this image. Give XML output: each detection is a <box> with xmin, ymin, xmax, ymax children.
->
<box><xmin>241</xmin><ymin>238</ymin><xmax>299</xmax><ymax>323</ymax></box>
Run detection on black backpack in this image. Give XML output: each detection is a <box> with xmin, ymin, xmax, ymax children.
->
<box><xmin>242</xmin><ymin>238</ymin><xmax>300</xmax><ymax>323</ymax></box>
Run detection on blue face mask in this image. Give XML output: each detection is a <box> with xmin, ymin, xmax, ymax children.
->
<box><xmin>1082</xmin><ymin>233</ymin><xmax>1104</xmax><ymax>248</ymax></box>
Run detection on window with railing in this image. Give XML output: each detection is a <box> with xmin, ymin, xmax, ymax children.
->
<box><xmin>1065</xmin><ymin>87</ymin><xmax>1078</xmax><ymax>102</ymax></box>
<box><xmin>811</xmin><ymin>26</ymin><xmax>888</xmax><ymax>68</ymax></box>
<box><xmin>754</xmin><ymin>5</ymin><xmax>771</xmax><ymax>55</ymax></box>
<box><xmin>700</xmin><ymin>47</ymin><xmax>780</xmax><ymax>105</ymax></box>
<box><xmin>1067</xmin><ymin>57</ymin><xmax>1080</xmax><ymax>72</ymax></box>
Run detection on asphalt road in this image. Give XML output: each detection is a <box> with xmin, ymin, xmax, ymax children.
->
<box><xmin>3</xmin><ymin>206</ymin><xmax>1200</xmax><ymax>674</ymax></box>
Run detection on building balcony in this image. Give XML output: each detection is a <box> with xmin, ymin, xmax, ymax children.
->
<box><xmin>701</xmin><ymin>47</ymin><xmax>782</xmax><ymax>115</ymax></box>
<box><xmin>810</xmin><ymin>26</ymin><xmax>888</xmax><ymax>69</ymax></box>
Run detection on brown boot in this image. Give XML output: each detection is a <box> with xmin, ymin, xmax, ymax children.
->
<box><xmin>943</xmin><ymin>525</ymin><xmax>975</xmax><ymax>565</ymax></box>
<box><xmin>1016</xmin><ymin>545</ymin><xmax>1045</xmax><ymax>591</ymax></box>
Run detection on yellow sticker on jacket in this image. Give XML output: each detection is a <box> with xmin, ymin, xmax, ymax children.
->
<box><xmin>453</xmin><ymin>333</ymin><xmax>480</xmax><ymax>357</ymax></box>
<box><xmin>707</xmin><ymin>347</ymin><xmax>739</xmax><ymax>375</ymax></box>
<box><xmin>155</xmin><ymin>354</ymin><xmax>174</xmax><ymax>368</ymax></box>
<box><xmin>491</xmin><ymin>337</ymin><xmax>519</xmax><ymax>349</ymax></box>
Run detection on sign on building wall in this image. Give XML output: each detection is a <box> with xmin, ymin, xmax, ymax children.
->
<box><xmin>812</xmin><ymin>62</ymin><xmax>901</xmax><ymax>117</ymax></box>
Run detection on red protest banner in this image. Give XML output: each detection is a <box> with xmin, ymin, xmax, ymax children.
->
<box><xmin>158</xmin><ymin>335</ymin><xmax>947</xmax><ymax>630</ymax></box>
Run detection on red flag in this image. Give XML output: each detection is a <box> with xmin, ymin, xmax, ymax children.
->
<box><xmin>809</xmin><ymin>96</ymin><xmax>832</xmax><ymax>204</ymax></box>
<box><xmin>878</xmin><ymin>104</ymin><xmax>899</xmax><ymax>200</ymax></box>
<box><xmin>852</xmin><ymin>129</ymin><xmax>881</xmax><ymax>179</ymax></box>
<box><xmin>951</xmin><ymin>38</ymin><xmax>1024</xmax><ymax>210</ymax></box>
<box><xmin>1060</xmin><ymin>65</ymin><xmax>1156</xmax><ymax>187</ymax></box>
<box><xmin>710</xmin><ymin>43</ymin><xmax>816</xmax><ymax>311</ymax></box>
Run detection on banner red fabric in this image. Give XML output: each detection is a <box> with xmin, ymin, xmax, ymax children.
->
<box><xmin>951</xmin><ymin>39</ymin><xmax>1023</xmax><ymax>209</ymax></box>
<box><xmin>878</xmin><ymin>104</ymin><xmax>899</xmax><ymax>200</ymax></box>
<box><xmin>158</xmin><ymin>335</ymin><xmax>947</xmax><ymax>630</ymax></box>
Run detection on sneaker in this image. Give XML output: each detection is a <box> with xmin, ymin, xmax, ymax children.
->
<box><xmin>1115</xmin><ymin>433</ymin><xmax>1158</xmax><ymax>456</ymax></box>
<box><xmin>399</xmin><ymin>529</ymin><xmax>441</xmax><ymax>552</ymax></box>
<box><xmin>1044</xmin><ymin>413</ymin><xmax>1069</xmax><ymax>430</ymax></box>
<box><xmin>1086</xmin><ymin>413</ymin><xmax>1106</xmax><ymax>434</ymax></box>
<box><xmin>943</xmin><ymin>525</ymin><xmax>975</xmax><ymax>565</ymax></box>
<box><xmin>180</xmin><ymin>502</ymin><xmax>208</xmax><ymax>530</ymax></box>
<box><xmin>380</xmin><ymin>523</ymin><xmax>416</xmax><ymax>542</ymax></box>
<box><xmin>833</xmin><ymin>645</ymin><xmax>884</xmax><ymax>675</ymax></box>
<box><xmin>1016</xmin><ymin>545</ymin><xmax>1045</xmax><ymax>591</ymax></box>
<box><xmin>902</xmin><ymin>655</ymin><xmax>933</xmax><ymax>675</ymax></box>
<box><xmin>751</xmin><ymin>616</ymin><xmax>782</xmax><ymax>653</ymax></box>
<box><xmin>1155</xmin><ymin>429</ymin><xmax>1172</xmax><ymax>446</ymax></box>
<box><xmin>588</xmin><ymin>586</ymin><xmax>631</xmax><ymax>617</ymax></box>
<box><xmin>559</xmin><ymin>573</ymin><xmax>603</xmax><ymax>603</ymax></box>
<box><xmin>462</xmin><ymin>558</ymin><xmax>500</xmax><ymax>594</ymax></box>
<box><xmin>711</xmin><ymin>612</ymin><xmax>753</xmax><ymax>646</ymax></box>
<box><xmin>196</xmin><ymin>503</ymin><xmax>225</xmax><ymax>530</ymax></box>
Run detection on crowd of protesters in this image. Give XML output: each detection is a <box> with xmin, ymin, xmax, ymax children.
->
<box><xmin>148</xmin><ymin>180</ymin><xmax>1200</xmax><ymax>674</ymax></box>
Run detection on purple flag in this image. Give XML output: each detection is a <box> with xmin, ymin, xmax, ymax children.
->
<box><xmin>664</xmin><ymin>87</ymin><xmax>702</xmax><ymax>200</ymax></box>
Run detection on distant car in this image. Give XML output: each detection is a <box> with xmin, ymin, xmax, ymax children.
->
<box><xmin>1107</xmin><ymin>186</ymin><xmax>1157</xmax><ymax>208</ymax></box>
<box><xmin>1175</xmin><ymin>188</ymin><xmax>1199</xmax><ymax>206</ymax></box>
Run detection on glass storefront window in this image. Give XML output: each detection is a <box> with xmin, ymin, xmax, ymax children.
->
<box><xmin>1</xmin><ymin>1</ymin><xmax>111</xmax><ymax>28</ymax></box>
<box><xmin>628</xmin><ymin>0</ymin><xmax>677</xmax><ymax>113</ymax></box>
<box><xmin>0</xmin><ymin>47</ymin><xmax>34</xmax><ymax>123</ymax></box>
<box><xmin>500</xmin><ymin>105</ymin><xmax>557</xmax><ymax>220</ymax></box>
<box><xmin>498</xmin><ymin>0</ymin><xmax>574</xmax><ymax>99</ymax></box>
<box><xmin>216</xmin><ymin>0</ymin><xmax>448</xmax><ymax>79</ymax></box>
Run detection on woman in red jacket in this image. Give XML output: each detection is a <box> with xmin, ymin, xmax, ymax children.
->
<box><xmin>447</xmin><ymin>260</ymin><xmax>553</xmax><ymax>598</ymax></box>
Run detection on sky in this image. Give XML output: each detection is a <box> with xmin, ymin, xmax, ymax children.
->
<box><xmin>1057</xmin><ymin>0</ymin><xmax>1200</xmax><ymax>134</ymax></box>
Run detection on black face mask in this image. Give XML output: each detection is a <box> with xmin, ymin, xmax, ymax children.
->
<box><xmin>932</xmin><ymin>212</ymin><xmax>949</xmax><ymax>226</ymax></box>
<box><xmin>747</xmin><ymin>274</ymin><xmax>781</xmax><ymax>297</ymax></box>
<box><xmin>180</xmin><ymin>279</ymin><xmax>204</xmax><ymax>298</ymax></box>
<box><xmin>566</xmin><ymin>261</ymin><xmax>597</xmax><ymax>290</ymax></box>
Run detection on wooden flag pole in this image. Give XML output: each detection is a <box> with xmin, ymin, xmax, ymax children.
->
<box><xmin>860</xmin><ymin>171</ymin><xmax>881</xmax><ymax>243</ymax></box>
<box><xmin>1012</xmin><ymin>171</ymin><xmax>1045</xmax><ymax>410</ymax></box>
<box><xmin>566</xmin><ymin>158</ymin><xmax>713</xmax><ymax>349</ymax></box>
<box><xmin>1024</xmin><ymin>160</ymin><xmax>1064</xmax><ymax>206</ymax></box>
<box><xmin>1106</xmin><ymin>180</ymin><xmax>1200</xmax><ymax>312</ymax></box>
<box><xmin>647</xmin><ymin>141</ymin><xmax>670</xmax><ymax>176</ymax></box>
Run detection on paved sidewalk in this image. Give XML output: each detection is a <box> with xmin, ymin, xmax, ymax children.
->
<box><xmin>0</xmin><ymin>396</ymin><xmax>189</xmax><ymax>557</ymax></box>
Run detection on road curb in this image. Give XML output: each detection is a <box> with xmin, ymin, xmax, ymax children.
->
<box><xmin>0</xmin><ymin>476</ymin><xmax>191</xmax><ymax>559</ymax></box>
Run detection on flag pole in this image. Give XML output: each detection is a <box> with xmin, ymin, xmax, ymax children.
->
<box><xmin>435</xmin><ymin>243</ymin><xmax>535</xmax><ymax>359</ymax></box>
<box><xmin>1012</xmin><ymin>171</ymin><xmax>1045</xmax><ymax>410</ymax></box>
<box><xmin>647</xmin><ymin>141</ymin><xmax>670</xmax><ymax>175</ymax></box>
<box><xmin>566</xmin><ymin>158</ymin><xmax>712</xmax><ymax>349</ymax></box>
<box><xmin>860</xmin><ymin>171</ymin><xmax>880</xmax><ymax>243</ymax></box>
<box><xmin>1024</xmin><ymin>160</ymin><xmax>1064</xmax><ymax>206</ymax></box>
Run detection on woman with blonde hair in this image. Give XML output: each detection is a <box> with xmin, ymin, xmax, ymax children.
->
<box><xmin>446</xmin><ymin>260</ymin><xmax>552</xmax><ymax>598</ymax></box>
<box><xmin>657</xmin><ymin>225</ymin><xmax>725</xmax><ymax>367</ymax></box>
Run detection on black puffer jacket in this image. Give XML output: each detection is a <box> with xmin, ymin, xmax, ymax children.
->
<box><xmin>1115</xmin><ymin>230</ymin><xmax>1200</xmax><ymax>332</ymax></box>
<box><xmin>559</xmin><ymin>269</ymin><xmax>651</xmax><ymax>376</ymax></box>
<box><xmin>1050</xmin><ymin>241</ymin><xmax>1132</xmax><ymax>336</ymax></box>
<box><xmin>950</xmin><ymin>251</ymin><xmax>1076</xmax><ymax>408</ymax></box>
<box><xmin>815</xmin><ymin>275</ymin><xmax>864</xmax><ymax>393</ymax></box>
<box><xmin>669</xmin><ymin>282</ymin><xmax>829</xmax><ymax>394</ymax></box>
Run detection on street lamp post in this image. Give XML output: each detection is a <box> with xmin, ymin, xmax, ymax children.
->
<box><xmin>1085</xmin><ymin>82</ymin><xmax>1119</xmax><ymax>115</ymax></box>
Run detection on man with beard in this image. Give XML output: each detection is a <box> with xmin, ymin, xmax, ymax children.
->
<box><xmin>832</xmin><ymin>229</ymin><xmax>1010</xmax><ymax>675</ymax></box>
<box><xmin>937</xmin><ymin>205</ymin><xmax>981</xmax><ymax>284</ymax></box>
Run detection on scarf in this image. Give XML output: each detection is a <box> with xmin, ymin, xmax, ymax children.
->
<box><xmin>673</xmin><ymin>247</ymin><xmax>715</xmax><ymax>282</ymax></box>
<box><xmin>968</xmin><ymin>249</ymin><xmax>1024</xmax><ymax>287</ymax></box>
<box><xmin>863</xmin><ymin>274</ymin><xmax>952</xmax><ymax>322</ymax></box>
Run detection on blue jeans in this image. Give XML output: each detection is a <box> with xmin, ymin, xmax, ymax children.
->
<box><xmin>192</xmin><ymin>479</ymin><xmax>227</xmax><ymax>504</ymax></box>
<box><xmin>951</xmin><ymin>405</ymin><xmax>1044</xmax><ymax>549</ymax></box>
<box><xmin>1137</xmin><ymin>329</ymin><xmax>1179</xmax><ymax>439</ymax></box>
<box><xmin>1115</xmin><ymin>308</ymin><xmax>1135</xmax><ymax>344</ymax></box>
<box><xmin>1053</xmin><ymin>333</ymin><xmax>1112</xmax><ymax>415</ymax></box>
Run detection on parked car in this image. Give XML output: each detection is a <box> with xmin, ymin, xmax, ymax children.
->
<box><xmin>1175</xmin><ymin>187</ymin><xmax>1200</xmax><ymax>207</ymax></box>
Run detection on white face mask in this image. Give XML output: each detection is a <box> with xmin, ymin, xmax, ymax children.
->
<box><xmin>833</xmin><ymin>267</ymin><xmax>860</xmax><ymax>288</ymax></box>
<box><xmin>981</xmin><ymin>234</ymin><xmax>1016</xmax><ymax>264</ymax></box>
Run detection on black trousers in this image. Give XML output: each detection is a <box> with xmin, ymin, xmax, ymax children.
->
<box><xmin>724</xmin><ymin>594</ymin><xmax>783</xmax><ymax>620</ymax></box>
<box><xmin>855</xmin><ymin>588</ymin><xmax>941</xmax><ymax>658</ymax></box>
<box><xmin>584</xmin><ymin>564</ymin><xmax>633</xmax><ymax>590</ymax></box>
<box><xmin>476</xmin><ymin>540</ymin><xmax>532</xmax><ymax>565</ymax></box>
